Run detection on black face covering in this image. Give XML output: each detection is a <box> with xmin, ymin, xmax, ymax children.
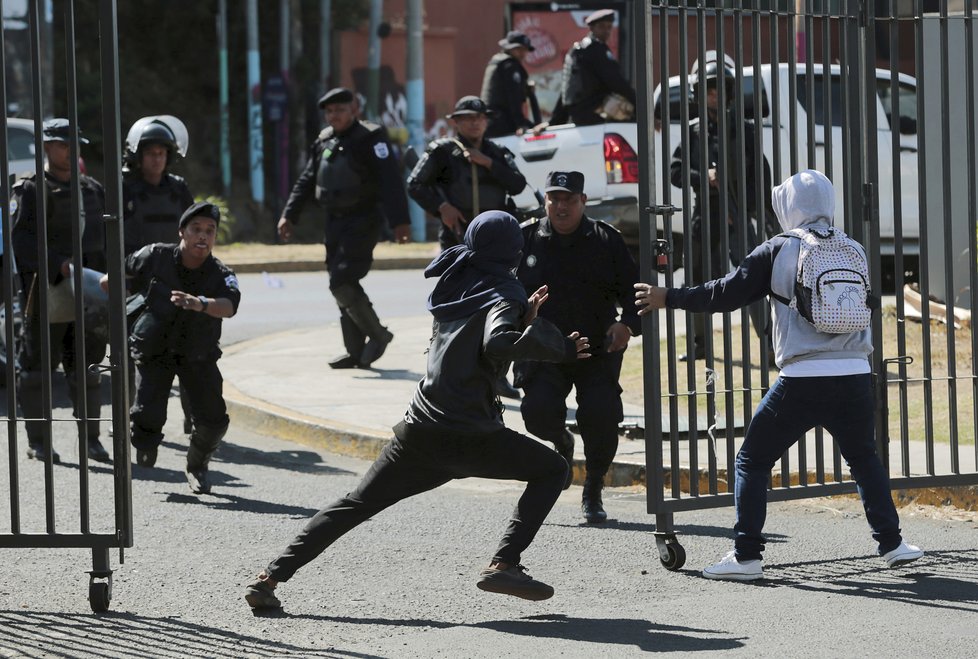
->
<box><xmin>425</xmin><ymin>211</ymin><xmax>528</xmax><ymax>323</ymax></box>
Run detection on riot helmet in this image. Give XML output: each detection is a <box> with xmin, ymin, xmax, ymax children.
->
<box><xmin>125</xmin><ymin>115</ymin><xmax>189</xmax><ymax>171</ymax></box>
<box><xmin>691</xmin><ymin>61</ymin><xmax>735</xmax><ymax>100</ymax></box>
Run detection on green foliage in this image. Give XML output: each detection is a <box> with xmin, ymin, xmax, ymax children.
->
<box><xmin>196</xmin><ymin>195</ymin><xmax>237</xmax><ymax>245</ymax></box>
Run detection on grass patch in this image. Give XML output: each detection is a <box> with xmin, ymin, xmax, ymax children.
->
<box><xmin>618</xmin><ymin>306</ymin><xmax>976</xmax><ymax>446</ymax></box>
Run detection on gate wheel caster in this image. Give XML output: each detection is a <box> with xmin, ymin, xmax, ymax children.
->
<box><xmin>655</xmin><ymin>533</ymin><xmax>686</xmax><ymax>571</ymax></box>
<box><xmin>89</xmin><ymin>576</ymin><xmax>112</xmax><ymax>613</ymax></box>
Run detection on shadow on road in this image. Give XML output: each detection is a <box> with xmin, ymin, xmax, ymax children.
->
<box><xmin>762</xmin><ymin>549</ymin><xmax>978</xmax><ymax>611</ymax></box>
<box><xmin>164</xmin><ymin>491</ymin><xmax>320</xmax><ymax>518</ymax></box>
<box><xmin>279</xmin><ymin>612</ymin><xmax>745</xmax><ymax>653</ymax></box>
<box><xmin>0</xmin><ymin>609</ymin><xmax>368</xmax><ymax>659</ymax></box>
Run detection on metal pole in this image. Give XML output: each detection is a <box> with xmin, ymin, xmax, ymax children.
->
<box><xmin>218</xmin><ymin>0</ymin><xmax>231</xmax><ymax>198</ymax></box>
<box><xmin>367</xmin><ymin>0</ymin><xmax>383</xmax><ymax>121</ymax></box>
<box><xmin>320</xmin><ymin>0</ymin><xmax>332</xmax><ymax>89</ymax></box>
<box><xmin>98</xmin><ymin>0</ymin><xmax>133</xmax><ymax>547</ymax></box>
<box><xmin>246</xmin><ymin>0</ymin><xmax>265</xmax><ymax>205</ymax></box>
<box><xmin>279</xmin><ymin>0</ymin><xmax>291</xmax><ymax>209</ymax></box>
<box><xmin>406</xmin><ymin>0</ymin><xmax>426</xmax><ymax>242</ymax></box>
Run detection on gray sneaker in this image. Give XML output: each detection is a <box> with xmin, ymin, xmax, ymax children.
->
<box><xmin>244</xmin><ymin>579</ymin><xmax>281</xmax><ymax>609</ymax></box>
<box><xmin>476</xmin><ymin>564</ymin><xmax>554</xmax><ymax>601</ymax></box>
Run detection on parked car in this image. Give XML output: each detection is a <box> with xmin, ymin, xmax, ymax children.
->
<box><xmin>495</xmin><ymin>63</ymin><xmax>920</xmax><ymax>277</ymax></box>
<box><xmin>5</xmin><ymin>117</ymin><xmax>37</xmax><ymax>180</ymax></box>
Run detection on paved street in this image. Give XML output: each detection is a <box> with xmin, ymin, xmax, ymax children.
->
<box><xmin>2</xmin><ymin>396</ymin><xmax>978</xmax><ymax>657</ymax></box>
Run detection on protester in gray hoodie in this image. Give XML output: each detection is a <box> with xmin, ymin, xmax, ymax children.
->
<box><xmin>634</xmin><ymin>169</ymin><xmax>922</xmax><ymax>581</ymax></box>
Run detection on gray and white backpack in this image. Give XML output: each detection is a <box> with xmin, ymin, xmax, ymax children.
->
<box><xmin>775</xmin><ymin>226</ymin><xmax>872</xmax><ymax>334</ymax></box>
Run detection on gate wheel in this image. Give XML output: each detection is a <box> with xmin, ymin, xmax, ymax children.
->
<box><xmin>660</xmin><ymin>543</ymin><xmax>687</xmax><ymax>571</ymax></box>
<box><xmin>89</xmin><ymin>580</ymin><xmax>111</xmax><ymax>613</ymax></box>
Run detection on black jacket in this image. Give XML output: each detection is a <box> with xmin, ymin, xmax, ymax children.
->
<box><xmin>482</xmin><ymin>52</ymin><xmax>533</xmax><ymax>137</ymax></box>
<box><xmin>11</xmin><ymin>172</ymin><xmax>106</xmax><ymax>283</ymax></box>
<box><xmin>517</xmin><ymin>215</ymin><xmax>641</xmax><ymax>351</ymax></box>
<box><xmin>125</xmin><ymin>244</ymin><xmax>241</xmax><ymax>362</ymax></box>
<box><xmin>560</xmin><ymin>35</ymin><xmax>636</xmax><ymax>125</ymax></box>
<box><xmin>407</xmin><ymin>136</ymin><xmax>526</xmax><ymax>221</ymax></box>
<box><xmin>283</xmin><ymin>119</ymin><xmax>409</xmax><ymax>228</ymax></box>
<box><xmin>404</xmin><ymin>299</ymin><xmax>576</xmax><ymax>434</ymax></box>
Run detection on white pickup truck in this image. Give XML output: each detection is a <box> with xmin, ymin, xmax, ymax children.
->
<box><xmin>496</xmin><ymin>63</ymin><xmax>920</xmax><ymax>272</ymax></box>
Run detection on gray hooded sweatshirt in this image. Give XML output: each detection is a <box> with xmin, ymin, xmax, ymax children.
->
<box><xmin>665</xmin><ymin>169</ymin><xmax>872</xmax><ymax>374</ymax></box>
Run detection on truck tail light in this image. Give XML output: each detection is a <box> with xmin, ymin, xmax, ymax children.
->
<box><xmin>604</xmin><ymin>133</ymin><xmax>639</xmax><ymax>184</ymax></box>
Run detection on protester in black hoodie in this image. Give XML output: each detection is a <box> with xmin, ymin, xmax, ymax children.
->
<box><xmin>245</xmin><ymin>211</ymin><xmax>590</xmax><ymax>610</ymax></box>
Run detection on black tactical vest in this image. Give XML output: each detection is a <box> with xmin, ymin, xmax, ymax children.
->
<box><xmin>560</xmin><ymin>37</ymin><xmax>595</xmax><ymax>107</ymax></box>
<box><xmin>126</xmin><ymin>176</ymin><xmax>189</xmax><ymax>247</ymax></box>
<box><xmin>443</xmin><ymin>143</ymin><xmax>508</xmax><ymax>215</ymax></box>
<box><xmin>315</xmin><ymin>125</ymin><xmax>374</xmax><ymax>212</ymax></box>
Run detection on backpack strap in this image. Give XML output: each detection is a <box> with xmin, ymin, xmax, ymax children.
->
<box><xmin>768</xmin><ymin>231</ymin><xmax>801</xmax><ymax>306</ymax></box>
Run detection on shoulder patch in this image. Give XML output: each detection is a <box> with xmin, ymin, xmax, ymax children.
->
<box><xmin>606</xmin><ymin>50</ymin><xmax>615</xmax><ymax>60</ymax></box>
<box><xmin>225</xmin><ymin>273</ymin><xmax>239</xmax><ymax>290</ymax></box>
<box><xmin>373</xmin><ymin>142</ymin><xmax>390</xmax><ymax>159</ymax></box>
<box><xmin>513</xmin><ymin>71</ymin><xmax>523</xmax><ymax>84</ymax></box>
<box><xmin>8</xmin><ymin>198</ymin><xmax>17</xmax><ymax>216</ymax></box>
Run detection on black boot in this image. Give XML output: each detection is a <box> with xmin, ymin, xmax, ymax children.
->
<box><xmin>332</xmin><ymin>285</ymin><xmax>393</xmax><ymax>368</ymax></box>
<box><xmin>186</xmin><ymin>423</ymin><xmax>227</xmax><ymax>494</ymax></box>
<box><xmin>27</xmin><ymin>439</ymin><xmax>61</xmax><ymax>464</ymax></box>
<box><xmin>87</xmin><ymin>438</ymin><xmax>112</xmax><ymax>464</ymax></box>
<box><xmin>552</xmin><ymin>430</ymin><xmax>575</xmax><ymax>490</ymax></box>
<box><xmin>581</xmin><ymin>476</ymin><xmax>607</xmax><ymax>524</ymax></box>
<box><xmin>329</xmin><ymin>310</ymin><xmax>366</xmax><ymax>369</ymax></box>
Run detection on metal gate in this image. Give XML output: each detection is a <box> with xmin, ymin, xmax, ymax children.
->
<box><xmin>635</xmin><ymin>0</ymin><xmax>978</xmax><ymax>569</ymax></box>
<box><xmin>1</xmin><ymin>0</ymin><xmax>132</xmax><ymax>610</ymax></box>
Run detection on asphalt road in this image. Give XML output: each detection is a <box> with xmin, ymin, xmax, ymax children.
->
<box><xmin>222</xmin><ymin>270</ymin><xmax>436</xmax><ymax>346</ymax></box>
<box><xmin>2</xmin><ymin>396</ymin><xmax>978</xmax><ymax>657</ymax></box>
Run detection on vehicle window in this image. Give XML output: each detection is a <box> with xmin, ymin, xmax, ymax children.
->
<box><xmin>6</xmin><ymin>127</ymin><xmax>36</xmax><ymax>161</ymax></box>
<box><xmin>877</xmin><ymin>81</ymin><xmax>918</xmax><ymax>135</ymax></box>
<box><xmin>795</xmin><ymin>74</ymin><xmax>844</xmax><ymax>127</ymax></box>
<box><xmin>658</xmin><ymin>76</ymin><xmax>769</xmax><ymax>124</ymax></box>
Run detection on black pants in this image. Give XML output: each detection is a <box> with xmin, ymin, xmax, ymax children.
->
<box><xmin>130</xmin><ymin>355</ymin><xmax>228</xmax><ymax>450</ymax></box>
<box><xmin>517</xmin><ymin>352</ymin><xmax>624</xmax><ymax>483</ymax></box>
<box><xmin>16</xmin><ymin>307</ymin><xmax>107</xmax><ymax>443</ymax></box>
<box><xmin>265</xmin><ymin>421</ymin><xmax>568</xmax><ymax>582</ymax></box>
<box><xmin>325</xmin><ymin>212</ymin><xmax>380</xmax><ymax>289</ymax></box>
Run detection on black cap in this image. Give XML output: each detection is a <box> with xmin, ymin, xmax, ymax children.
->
<box><xmin>42</xmin><ymin>118</ymin><xmax>90</xmax><ymax>144</ymax></box>
<box><xmin>585</xmin><ymin>9</ymin><xmax>616</xmax><ymax>25</ymax></box>
<box><xmin>318</xmin><ymin>87</ymin><xmax>355</xmax><ymax>108</ymax></box>
<box><xmin>447</xmin><ymin>96</ymin><xmax>492</xmax><ymax>118</ymax></box>
<box><xmin>178</xmin><ymin>201</ymin><xmax>222</xmax><ymax>230</ymax></box>
<box><xmin>498</xmin><ymin>30</ymin><xmax>535</xmax><ymax>52</ymax></box>
<box><xmin>544</xmin><ymin>171</ymin><xmax>585</xmax><ymax>194</ymax></box>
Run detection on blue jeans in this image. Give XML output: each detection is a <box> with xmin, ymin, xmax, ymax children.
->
<box><xmin>733</xmin><ymin>374</ymin><xmax>903</xmax><ymax>561</ymax></box>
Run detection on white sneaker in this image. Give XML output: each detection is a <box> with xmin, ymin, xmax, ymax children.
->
<box><xmin>882</xmin><ymin>542</ymin><xmax>924</xmax><ymax>567</ymax></box>
<box><xmin>703</xmin><ymin>550</ymin><xmax>763</xmax><ymax>581</ymax></box>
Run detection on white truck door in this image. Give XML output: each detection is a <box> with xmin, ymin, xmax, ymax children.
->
<box><xmin>876</xmin><ymin>76</ymin><xmax>921</xmax><ymax>251</ymax></box>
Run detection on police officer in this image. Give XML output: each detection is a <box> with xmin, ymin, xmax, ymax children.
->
<box><xmin>554</xmin><ymin>8</ymin><xmax>636</xmax><ymax>127</ymax></box>
<box><xmin>408</xmin><ymin>96</ymin><xmax>527</xmax><ymax>251</ymax></box>
<box><xmin>122</xmin><ymin>115</ymin><xmax>195</xmax><ymax>431</ymax></box>
<box><xmin>122</xmin><ymin>116</ymin><xmax>193</xmax><ymax>256</ymax></box>
<box><xmin>481</xmin><ymin>30</ymin><xmax>535</xmax><ymax>138</ymax></box>
<box><xmin>515</xmin><ymin>171</ymin><xmax>640</xmax><ymax>523</ymax></box>
<box><xmin>669</xmin><ymin>61</ymin><xmax>772</xmax><ymax>361</ymax></box>
<box><xmin>115</xmin><ymin>202</ymin><xmax>241</xmax><ymax>494</ymax></box>
<box><xmin>278</xmin><ymin>87</ymin><xmax>411</xmax><ymax>370</ymax></box>
<box><xmin>9</xmin><ymin>118</ymin><xmax>111</xmax><ymax>464</ymax></box>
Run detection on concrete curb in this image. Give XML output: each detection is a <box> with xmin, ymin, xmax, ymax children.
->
<box><xmin>225</xmin><ymin>380</ymin><xmax>978</xmax><ymax>510</ymax></box>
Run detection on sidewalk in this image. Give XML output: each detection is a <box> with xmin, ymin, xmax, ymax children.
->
<box><xmin>219</xmin><ymin>250</ymin><xmax>978</xmax><ymax>510</ymax></box>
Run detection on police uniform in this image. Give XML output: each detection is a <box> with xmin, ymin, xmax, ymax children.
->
<box><xmin>283</xmin><ymin>87</ymin><xmax>409</xmax><ymax>369</ymax></box>
<box><xmin>407</xmin><ymin>97</ymin><xmax>527</xmax><ymax>250</ymax></box>
<box><xmin>559</xmin><ymin>10</ymin><xmax>636</xmax><ymax>126</ymax></box>
<box><xmin>515</xmin><ymin>171</ymin><xmax>640</xmax><ymax>520</ymax></box>
<box><xmin>9</xmin><ymin>119</ymin><xmax>110</xmax><ymax>463</ymax></box>
<box><xmin>122</xmin><ymin>172</ymin><xmax>194</xmax><ymax>255</ymax></box>
<box><xmin>669</xmin><ymin>69</ymin><xmax>772</xmax><ymax>360</ymax></box>
<box><xmin>126</xmin><ymin>203</ymin><xmax>241</xmax><ymax>492</ymax></box>
<box><xmin>481</xmin><ymin>31</ymin><xmax>535</xmax><ymax>138</ymax></box>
